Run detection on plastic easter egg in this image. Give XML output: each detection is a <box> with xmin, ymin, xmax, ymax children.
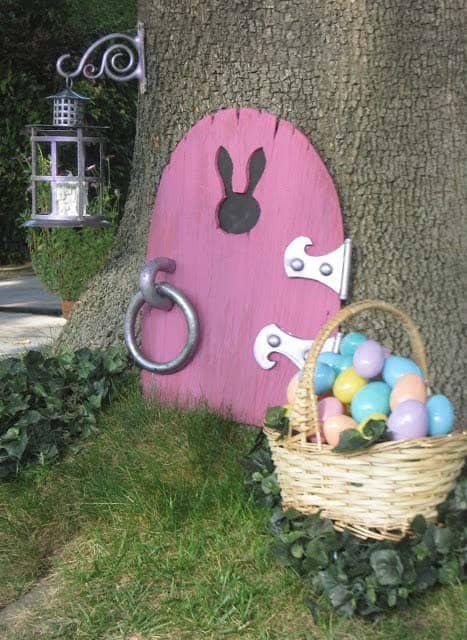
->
<box><xmin>353</xmin><ymin>339</ymin><xmax>385</xmax><ymax>378</ymax></box>
<box><xmin>332</xmin><ymin>367</ymin><xmax>368</xmax><ymax>404</ymax></box>
<box><xmin>350</xmin><ymin>381</ymin><xmax>391</xmax><ymax>423</ymax></box>
<box><xmin>390</xmin><ymin>373</ymin><xmax>427</xmax><ymax>411</ymax></box>
<box><xmin>314</xmin><ymin>362</ymin><xmax>336</xmax><ymax>396</ymax></box>
<box><xmin>387</xmin><ymin>400</ymin><xmax>428</xmax><ymax>441</ymax></box>
<box><xmin>340</xmin><ymin>332</ymin><xmax>367</xmax><ymax>357</ymax></box>
<box><xmin>382</xmin><ymin>356</ymin><xmax>424</xmax><ymax>388</ymax></box>
<box><xmin>318</xmin><ymin>397</ymin><xmax>344</xmax><ymax>424</ymax></box>
<box><xmin>318</xmin><ymin>352</ymin><xmax>342</xmax><ymax>371</ymax></box>
<box><xmin>318</xmin><ymin>352</ymin><xmax>353</xmax><ymax>374</ymax></box>
<box><xmin>336</xmin><ymin>355</ymin><xmax>354</xmax><ymax>373</ymax></box>
<box><xmin>286</xmin><ymin>374</ymin><xmax>299</xmax><ymax>405</ymax></box>
<box><xmin>427</xmin><ymin>395</ymin><xmax>455</xmax><ymax>436</ymax></box>
<box><xmin>323</xmin><ymin>414</ymin><xmax>358</xmax><ymax>447</ymax></box>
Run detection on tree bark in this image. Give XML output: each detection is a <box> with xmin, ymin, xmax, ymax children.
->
<box><xmin>57</xmin><ymin>0</ymin><xmax>466</xmax><ymax>418</ymax></box>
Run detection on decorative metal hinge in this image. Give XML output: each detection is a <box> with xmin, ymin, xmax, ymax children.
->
<box><xmin>56</xmin><ymin>22</ymin><xmax>146</xmax><ymax>93</ymax></box>
<box><xmin>254</xmin><ymin>324</ymin><xmax>342</xmax><ymax>370</ymax></box>
<box><xmin>284</xmin><ymin>236</ymin><xmax>352</xmax><ymax>300</ymax></box>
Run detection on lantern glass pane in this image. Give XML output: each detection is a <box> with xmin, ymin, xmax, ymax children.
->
<box><xmin>35</xmin><ymin>142</ymin><xmax>51</xmax><ymax>176</ymax></box>
<box><xmin>57</xmin><ymin>143</ymin><xmax>78</xmax><ymax>177</ymax></box>
<box><xmin>35</xmin><ymin>180</ymin><xmax>52</xmax><ymax>215</ymax></box>
<box><xmin>84</xmin><ymin>142</ymin><xmax>102</xmax><ymax>178</ymax></box>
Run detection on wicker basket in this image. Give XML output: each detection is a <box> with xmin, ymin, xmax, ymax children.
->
<box><xmin>265</xmin><ymin>300</ymin><xmax>467</xmax><ymax>541</ymax></box>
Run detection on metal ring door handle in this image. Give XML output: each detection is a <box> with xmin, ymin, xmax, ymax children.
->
<box><xmin>124</xmin><ymin>261</ymin><xmax>200</xmax><ymax>374</ymax></box>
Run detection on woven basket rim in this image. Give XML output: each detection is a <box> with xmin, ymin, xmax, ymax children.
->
<box><xmin>265</xmin><ymin>426</ymin><xmax>467</xmax><ymax>455</ymax></box>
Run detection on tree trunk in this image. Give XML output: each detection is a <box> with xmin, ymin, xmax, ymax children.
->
<box><xmin>57</xmin><ymin>0</ymin><xmax>466</xmax><ymax>418</ymax></box>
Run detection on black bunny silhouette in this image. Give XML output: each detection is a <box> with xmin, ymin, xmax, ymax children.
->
<box><xmin>217</xmin><ymin>146</ymin><xmax>266</xmax><ymax>234</ymax></box>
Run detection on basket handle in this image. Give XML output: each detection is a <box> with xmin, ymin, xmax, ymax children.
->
<box><xmin>288</xmin><ymin>300</ymin><xmax>429</xmax><ymax>444</ymax></box>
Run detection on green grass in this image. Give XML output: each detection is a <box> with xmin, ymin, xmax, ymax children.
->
<box><xmin>0</xmin><ymin>378</ymin><xmax>465</xmax><ymax>639</ymax></box>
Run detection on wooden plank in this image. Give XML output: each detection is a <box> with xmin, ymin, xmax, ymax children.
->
<box><xmin>142</xmin><ymin>108</ymin><xmax>344</xmax><ymax>426</ymax></box>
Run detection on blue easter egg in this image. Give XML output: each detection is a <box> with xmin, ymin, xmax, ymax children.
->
<box><xmin>340</xmin><ymin>332</ymin><xmax>367</xmax><ymax>357</ymax></box>
<box><xmin>351</xmin><ymin>381</ymin><xmax>391</xmax><ymax>423</ymax></box>
<box><xmin>382</xmin><ymin>356</ymin><xmax>423</xmax><ymax>388</ymax></box>
<box><xmin>314</xmin><ymin>362</ymin><xmax>336</xmax><ymax>395</ymax></box>
<box><xmin>318</xmin><ymin>352</ymin><xmax>353</xmax><ymax>374</ymax></box>
<box><xmin>427</xmin><ymin>395</ymin><xmax>455</xmax><ymax>436</ymax></box>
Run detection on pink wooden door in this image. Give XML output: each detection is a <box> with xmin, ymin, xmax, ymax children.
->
<box><xmin>142</xmin><ymin>108</ymin><xmax>345</xmax><ymax>426</ymax></box>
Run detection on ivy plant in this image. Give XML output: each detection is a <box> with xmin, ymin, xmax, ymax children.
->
<box><xmin>0</xmin><ymin>347</ymin><xmax>128</xmax><ymax>478</ymax></box>
<box><xmin>244</xmin><ymin>433</ymin><xmax>467</xmax><ymax>618</ymax></box>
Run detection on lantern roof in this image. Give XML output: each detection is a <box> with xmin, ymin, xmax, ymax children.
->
<box><xmin>46</xmin><ymin>87</ymin><xmax>90</xmax><ymax>102</ymax></box>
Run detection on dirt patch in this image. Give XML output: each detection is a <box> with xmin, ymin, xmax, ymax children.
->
<box><xmin>0</xmin><ymin>573</ymin><xmax>60</xmax><ymax>639</ymax></box>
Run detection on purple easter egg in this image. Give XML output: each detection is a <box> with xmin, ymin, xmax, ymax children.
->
<box><xmin>387</xmin><ymin>400</ymin><xmax>428</xmax><ymax>441</ymax></box>
<box><xmin>353</xmin><ymin>339</ymin><xmax>385</xmax><ymax>378</ymax></box>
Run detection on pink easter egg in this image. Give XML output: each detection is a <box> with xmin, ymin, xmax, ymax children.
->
<box><xmin>318</xmin><ymin>397</ymin><xmax>344</xmax><ymax>423</ymax></box>
<box><xmin>390</xmin><ymin>373</ymin><xmax>427</xmax><ymax>411</ymax></box>
<box><xmin>323</xmin><ymin>414</ymin><xmax>358</xmax><ymax>447</ymax></box>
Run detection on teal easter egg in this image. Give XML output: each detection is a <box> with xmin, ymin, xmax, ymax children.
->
<box><xmin>340</xmin><ymin>332</ymin><xmax>367</xmax><ymax>357</ymax></box>
<box><xmin>351</xmin><ymin>381</ymin><xmax>391</xmax><ymax>423</ymax></box>
<box><xmin>318</xmin><ymin>352</ymin><xmax>353</xmax><ymax>374</ymax></box>
<box><xmin>382</xmin><ymin>356</ymin><xmax>423</xmax><ymax>388</ymax></box>
<box><xmin>314</xmin><ymin>362</ymin><xmax>336</xmax><ymax>395</ymax></box>
<box><xmin>336</xmin><ymin>355</ymin><xmax>354</xmax><ymax>373</ymax></box>
<box><xmin>427</xmin><ymin>395</ymin><xmax>455</xmax><ymax>436</ymax></box>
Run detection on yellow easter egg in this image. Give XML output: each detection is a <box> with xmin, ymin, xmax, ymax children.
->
<box><xmin>287</xmin><ymin>374</ymin><xmax>300</xmax><ymax>405</ymax></box>
<box><xmin>390</xmin><ymin>373</ymin><xmax>427</xmax><ymax>411</ymax></box>
<box><xmin>323</xmin><ymin>414</ymin><xmax>358</xmax><ymax>448</ymax></box>
<box><xmin>332</xmin><ymin>368</ymin><xmax>368</xmax><ymax>404</ymax></box>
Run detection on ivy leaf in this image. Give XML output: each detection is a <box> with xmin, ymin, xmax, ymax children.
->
<box><xmin>370</xmin><ymin>550</ymin><xmax>404</xmax><ymax>586</ymax></box>
<box><xmin>415</xmin><ymin>567</ymin><xmax>438</xmax><ymax>591</ymax></box>
<box><xmin>264</xmin><ymin>406</ymin><xmax>289</xmax><ymax>435</ymax></box>
<box><xmin>328</xmin><ymin>585</ymin><xmax>355</xmax><ymax>616</ymax></box>
<box><xmin>438</xmin><ymin>558</ymin><xmax>461</xmax><ymax>585</ymax></box>
<box><xmin>305</xmin><ymin>540</ymin><xmax>329</xmax><ymax>569</ymax></box>
<box><xmin>387</xmin><ymin>589</ymin><xmax>398</xmax><ymax>607</ymax></box>
<box><xmin>433</xmin><ymin>527</ymin><xmax>454</xmax><ymax>554</ymax></box>
<box><xmin>332</xmin><ymin>420</ymin><xmax>387</xmax><ymax>453</ymax></box>
<box><xmin>291</xmin><ymin>543</ymin><xmax>304</xmax><ymax>559</ymax></box>
<box><xmin>411</xmin><ymin>514</ymin><xmax>427</xmax><ymax>537</ymax></box>
<box><xmin>261</xmin><ymin>474</ymin><xmax>280</xmax><ymax>495</ymax></box>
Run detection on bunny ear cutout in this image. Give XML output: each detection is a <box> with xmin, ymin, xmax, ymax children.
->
<box><xmin>246</xmin><ymin>148</ymin><xmax>266</xmax><ymax>195</ymax></box>
<box><xmin>217</xmin><ymin>146</ymin><xmax>233</xmax><ymax>196</ymax></box>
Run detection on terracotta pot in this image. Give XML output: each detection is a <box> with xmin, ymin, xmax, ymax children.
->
<box><xmin>61</xmin><ymin>300</ymin><xmax>75</xmax><ymax>320</ymax></box>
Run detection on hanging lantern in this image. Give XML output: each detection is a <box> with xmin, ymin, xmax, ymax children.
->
<box><xmin>25</xmin><ymin>82</ymin><xmax>109</xmax><ymax>228</ymax></box>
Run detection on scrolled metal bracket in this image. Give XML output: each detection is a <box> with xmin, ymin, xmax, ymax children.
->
<box><xmin>56</xmin><ymin>22</ymin><xmax>146</xmax><ymax>93</ymax></box>
<box><xmin>124</xmin><ymin>260</ymin><xmax>200</xmax><ymax>374</ymax></box>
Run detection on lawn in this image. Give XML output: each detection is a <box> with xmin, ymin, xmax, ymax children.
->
<box><xmin>0</xmin><ymin>377</ymin><xmax>465</xmax><ymax>639</ymax></box>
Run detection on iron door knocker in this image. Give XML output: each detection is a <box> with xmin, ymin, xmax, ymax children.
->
<box><xmin>124</xmin><ymin>258</ymin><xmax>200</xmax><ymax>373</ymax></box>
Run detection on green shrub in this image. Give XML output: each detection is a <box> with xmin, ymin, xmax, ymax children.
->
<box><xmin>22</xmin><ymin>151</ymin><xmax>120</xmax><ymax>300</ymax></box>
<box><xmin>245</xmin><ymin>434</ymin><xmax>467</xmax><ymax>618</ymax></box>
<box><xmin>0</xmin><ymin>347</ymin><xmax>129</xmax><ymax>478</ymax></box>
<box><xmin>27</xmin><ymin>224</ymin><xmax>117</xmax><ymax>301</ymax></box>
